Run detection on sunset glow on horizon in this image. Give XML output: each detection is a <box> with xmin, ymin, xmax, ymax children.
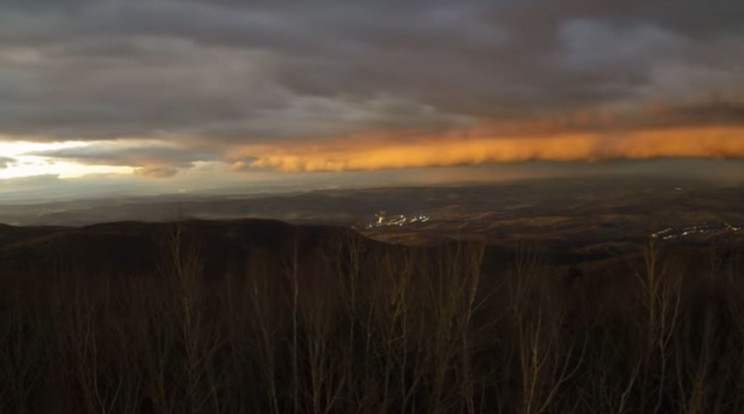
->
<box><xmin>1</xmin><ymin>124</ymin><xmax>743</xmax><ymax>182</ymax></box>
<box><xmin>232</xmin><ymin>126</ymin><xmax>744</xmax><ymax>173</ymax></box>
<box><xmin>0</xmin><ymin>141</ymin><xmax>134</xmax><ymax>179</ymax></box>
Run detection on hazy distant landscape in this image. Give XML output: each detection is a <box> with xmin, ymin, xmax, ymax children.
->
<box><xmin>3</xmin><ymin>176</ymin><xmax>742</xmax><ymax>258</ymax></box>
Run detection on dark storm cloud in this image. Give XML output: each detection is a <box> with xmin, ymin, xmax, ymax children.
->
<box><xmin>0</xmin><ymin>0</ymin><xmax>742</xmax><ymax>147</ymax></box>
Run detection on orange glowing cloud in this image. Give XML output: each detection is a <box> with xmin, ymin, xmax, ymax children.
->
<box><xmin>228</xmin><ymin>126</ymin><xmax>744</xmax><ymax>173</ymax></box>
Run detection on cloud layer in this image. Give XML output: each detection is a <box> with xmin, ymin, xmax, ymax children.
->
<box><xmin>0</xmin><ymin>0</ymin><xmax>743</xmax><ymax>176</ymax></box>
<box><xmin>230</xmin><ymin>126</ymin><xmax>744</xmax><ymax>172</ymax></box>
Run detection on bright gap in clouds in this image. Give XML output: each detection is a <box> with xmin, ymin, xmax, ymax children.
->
<box><xmin>0</xmin><ymin>141</ymin><xmax>134</xmax><ymax>179</ymax></box>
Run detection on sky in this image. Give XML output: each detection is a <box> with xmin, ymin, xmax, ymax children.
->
<box><xmin>0</xmin><ymin>0</ymin><xmax>743</xmax><ymax>200</ymax></box>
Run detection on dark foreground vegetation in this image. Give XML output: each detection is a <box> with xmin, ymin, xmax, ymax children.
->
<box><xmin>1</xmin><ymin>220</ymin><xmax>743</xmax><ymax>413</ymax></box>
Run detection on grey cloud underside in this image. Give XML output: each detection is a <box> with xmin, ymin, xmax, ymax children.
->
<box><xmin>0</xmin><ymin>0</ymin><xmax>743</xmax><ymax>145</ymax></box>
<box><xmin>30</xmin><ymin>143</ymin><xmax>220</xmax><ymax>168</ymax></box>
<box><xmin>0</xmin><ymin>156</ymin><xmax>14</xmax><ymax>169</ymax></box>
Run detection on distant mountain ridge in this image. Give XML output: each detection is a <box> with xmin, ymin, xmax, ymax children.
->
<box><xmin>0</xmin><ymin>219</ymin><xmax>376</xmax><ymax>277</ymax></box>
<box><xmin>1</xmin><ymin>219</ymin><xmax>741</xmax><ymax>281</ymax></box>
